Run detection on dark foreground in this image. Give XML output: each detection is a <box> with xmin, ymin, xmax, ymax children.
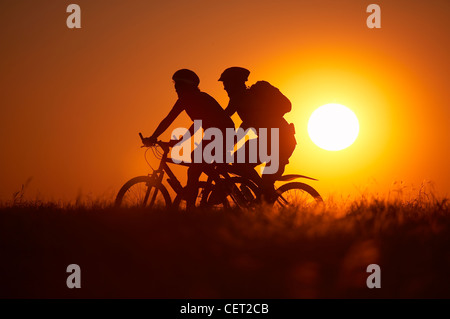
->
<box><xmin>1</xmin><ymin>197</ymin><xmax>449</xmax><ymax>299</ymax></box>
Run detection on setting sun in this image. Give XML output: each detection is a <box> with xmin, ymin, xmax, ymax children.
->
<box><xmin>307</xmin><ymin>103</ymin><xmax>359</xmax><ymax>151</ymax></box>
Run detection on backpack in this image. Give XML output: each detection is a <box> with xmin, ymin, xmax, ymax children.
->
<box><xmin>246</xmin><ymin>81</ymin><xmax>292</xmax><ymax>119</ymax></box>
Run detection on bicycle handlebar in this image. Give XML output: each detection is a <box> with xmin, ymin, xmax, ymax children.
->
<box><xmin>139</xmin><ymin>132</ymin><xmax>172</xmax><ymax>151</ymax></box>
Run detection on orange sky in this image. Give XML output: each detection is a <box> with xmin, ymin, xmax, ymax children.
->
<box><xmin>0</xmin><ymin>0</ymin><xmax>449</xmax><ymax>202</ymax></box>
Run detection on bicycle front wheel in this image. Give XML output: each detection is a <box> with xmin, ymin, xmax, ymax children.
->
<box><xmin>115</xmin><ymin>176</ymin><xmax>171</xmax><ymax>209</ymax></box>
<box><xmin>274</xmin><ymin>182</ymin><xmax>323</xmax><ymax>209</ymax></box>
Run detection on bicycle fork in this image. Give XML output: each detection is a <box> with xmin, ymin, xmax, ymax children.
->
<box><xmin>145</xmin><ymin>169</ymin><xmax>164</xmax><ymax>208</ymax></box>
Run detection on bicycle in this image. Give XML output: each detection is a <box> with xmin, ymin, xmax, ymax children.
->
<box><xmin>115</xmin><ymin>133</ymin><xmax>260</xmax><ymax>210</ymax></box>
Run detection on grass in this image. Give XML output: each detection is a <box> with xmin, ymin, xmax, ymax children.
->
<box><xmin>0</xmin><ymin>187</ymin><xmax>449</xmax><ymax>299</ymax></box>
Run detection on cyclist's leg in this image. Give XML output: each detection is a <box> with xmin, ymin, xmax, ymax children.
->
<box><xmin>231</xmin><ymin>135</ymin><xmax>263</xmax><ymax>184</ymax></box>
<box><xmin>185</xmin><ymin>139</ymin><xmax>215</xmax><ymax>210</ymax></box>
<box><xmin>261</xmin><ymin>163</ymin><xmax>284</xmax><ymax>203</ymax></box>
<box><xmin>261</xmin><ymin>126</ymin><xmax>296</xmax><ymax>202</ymax></box>
<box><xmin>186</xmin><ymin>163</ymin><xmax>203</xmax><ymax>210</ymax></box>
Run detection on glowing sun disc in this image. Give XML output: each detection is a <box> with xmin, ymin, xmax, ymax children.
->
<box><xmin>308</xmin><ymin>103</ymin><xmax>359</xmax><ymax>151</ymax></box>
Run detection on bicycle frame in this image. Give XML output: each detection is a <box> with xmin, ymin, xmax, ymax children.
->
<box><xmin>148</xmin><ymin>142</ymin><xmax>252</xmax><ymax>208</ymax></box>
<box><xmin>146</xmin><ymin>142</ymin><xmax>226</xmax><ymax>205</ymax></box>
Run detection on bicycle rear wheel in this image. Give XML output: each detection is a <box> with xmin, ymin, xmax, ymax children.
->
<box><xmin>115</xmin><ymin>176</ymin><xmax>171</xmax><ymax>209</ymax></box>
<box><xmin>274</xmin><ymin>182</ymin><xmax>322</xmax><ymax>209</ymax></box>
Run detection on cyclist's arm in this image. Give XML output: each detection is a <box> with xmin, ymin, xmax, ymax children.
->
<box><xmin>171</xmin><ymin>123</ymin><xmax>196</xmax><ymax>145</ymax></box>
<box><xmin>224</xmin><ymin>100</ymin><xmax>237</xmax><ymax>117</ymax></box>
<box><xmin>150</xmin><ymin>101</ymin><xmax>183</xmax><ymax>139</ymax></box>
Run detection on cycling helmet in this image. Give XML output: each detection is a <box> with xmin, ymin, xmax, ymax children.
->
<box><xmin>218</xmin><ymin>67</ymin><xmax>250</xmax><ymax>82</ymax></box>
<box><xmin>172</xmin><ymin>69</ymin><xmax>200</xmax><ymax>86</ymax></box>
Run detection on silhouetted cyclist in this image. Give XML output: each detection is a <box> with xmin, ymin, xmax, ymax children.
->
<box><xmin>219</xmin><ymin>67</ymin><xmax>297</xmax><ymax>201</ymax></box>
<box><xmin>143</xmin><ymin>69</ymin><xmax>234</xmax><ymax>209</ymax></box>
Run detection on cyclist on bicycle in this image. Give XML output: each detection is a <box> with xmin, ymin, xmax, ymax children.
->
<box><xmin>219</xmin><ymin>67</ymin><xmax>297</xmax><ymax>201</ymax></box>
<box><xmin>143</xmin><ymin>69</ymin><xmax>235</xmax><ymax>210</ymax></box>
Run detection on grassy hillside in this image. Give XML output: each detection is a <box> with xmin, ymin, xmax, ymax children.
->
<box><xmin>0</xmin><ymin>193</ymin><xmax>449</xmax><ymax>299</ymax></box>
